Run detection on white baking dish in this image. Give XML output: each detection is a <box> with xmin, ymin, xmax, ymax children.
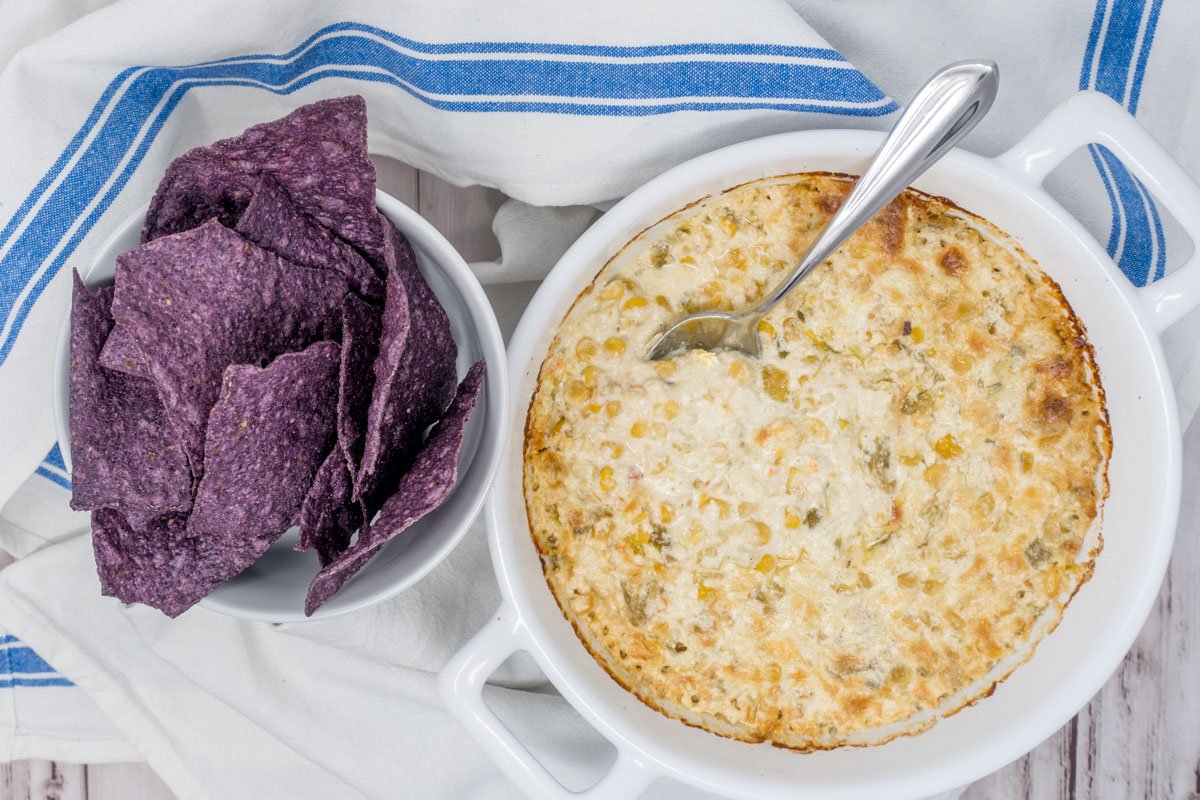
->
<box><xmin>440</xmin><ymin>91</ymin><xmax>1200</xmax><ymax>799</ymax></box>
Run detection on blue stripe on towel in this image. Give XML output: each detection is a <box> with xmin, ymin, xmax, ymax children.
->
<box><xmin>0</xmin><ymin>637</ymin><xmax>73</xmax><ymax>688</ymax></box>
<box><xmin>0</xmin><ymin>678</ymin><xmax>75</xmax><ymax>688</ymax></box>
<box><xmin>36</xmin><ymin>443</ymin><xmax>72</xmax><ymax>490</ymax></box>
<box><xmin>1079</xmin><ymin>0</ymin><xmax>1165</xmax><ymax>287</ymax></box>
<box><xmin>36</xmin><ymin>465</ymin><xmax>72</xmax><ymax>490</ymax></box>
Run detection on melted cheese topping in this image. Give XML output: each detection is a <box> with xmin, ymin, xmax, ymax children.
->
<box><xmin>524</xmin><ymin>175</ymin><xmax>1110</xmax><ymax>750</ymax></box>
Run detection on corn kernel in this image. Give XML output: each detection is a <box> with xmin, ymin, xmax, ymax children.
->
<box><xmin>719</xmin><ymin>213</ymin><xmax>738</xmax><ymax>236</ymax></box>
<box><xmin>805</xmin><ymin>329</ymin><xmax>832</xmax><ymax>350</ymax></box>
<box><xmin>623</xmin><ymin>296</ymin><xmax>649</xmax><ymax>310</ymax></box>
<box><xmin>697</xmin><ymin>583</ymin><xmax>716</xmax><ymax>600</ymax></box>
<box><xmin>923</xmin><ymin>463</ymin><xmax>948</xmax><ymax>487</ymax></box>
<box><xmin>783</xmin><ymin>317</ymin><xmax>804</xmax><ymax>342</ymax></box>
<box><xmin>692</xmin><ymin>281</ymin><xmax>725</xmax><ymax>311</ymax></box>
<box><xmin>575</xmin><ymin>337</ymin><xmax>599</xmax><ymax>361</ymax></box>
<box><xmin>584</xmin><ymin>402</ymin><xmax>602</xmax><ymax>416</ymax></box>
<box><xmin>630</xmin><ymin>420</ymin><xmax>648</xmax><ymax>438</ymax></box>
<box><xmin>603</xmin><ymin>441</ymin><xmax>624</xmax><ymax>458</ymax></box>
<box><xmin>889</xmin><ymin>665</ymin><xmax>911</xmax><ymax>684</ymax></box>
<box><xmin>654</xmin><ymin>361</ymin><xmax>677</xmax><ymax>379</ymax></box>
<box><xmin>653</xmin><ymin>562</ymin><xmax>667</xmax><ymax>577</ymax></box>
<box><xmin>858</xmin><ymin>571</ymin><xmax>874</xmax><ymax>588</ymax></box>
<box><xmin>911</xmin><ymin>326</ymin><xmax>925</xmax><ymax>344</ymax></box>
<box><xmin>698</xmin><ymin>492</ymin><xmax>730</xmax><ymax>519</ymax></box>
<box><xmin>737</xmin><ymin>501</ymin><xmax>757</xmax><ymax>518</ymax></box>
<box><xmin>660</xmin><ymin>502</ymin><xmax>675</xmax><ymax>524</ymax></box>
<box><xmin>766</xmin><ymin>662</ymin><xmax>782</xmax><ymax>682</ymax></box>
<box><xmin>728</xmin><ymin>360</ymin><xmax>749</xmax><ymax>381</ymax></box>
<box><xmin>599</xmin><ymin>466</ymin><xmax>615</xmax><ymax>492</ymax></box>
<box><xmin>755</xmin><ymin>554</ymin><xmax>775</xmax><ymax>573</ymax></box>
<box><xmin>950</xmin><ymin>353</ymin><xmax>973</xmax><ymax>374</ymax></box>
<box><xmin>897</xmin><ymin>572</ymin><xmax>919</xmax><ymax>588</ymax></box>
<box><xmin>786</xmin><ymin>467</ymin><xmax>804</xmax><ymax>494</ymax></box>
<box><xmin>784</xmin><ymin>511</ymin><xmax>801</xmax><ymax>529</ymax></box>
<box><xmin>730</xmin><ymin>247</ymin><xmax>748</xmax><ymax>271</ymax></box>
<box><xmin>934</xmin><ymin>434</ymin><xmax>963</xmax><ymax>459</ymax></box>
<box><xmin>757</xmin><ymin>319</ymin><xmax>775</xmax><ymax>336</ymax></box>
<box><xmin>762</xmin><ymin>365</ymin><xmax>789</xmax><ymax>401</ymax></box>
<box><xmin>662</xmin><ymin>400</ymin><xmax>680</xmax><ymax>420</ymax></box>
<box><xmin>1020</xmin><ymin>451</ymin><xmax>1034</xmax><ymax>473</ymax></box>
<box><xmin>603</xmin><ymin>337</ymin><xmax>627</xmax><ymax>356</ymax></box>
<box><xmin>837</xmin><ymin>418</ymin><xmax>850</xmax><ymax>430</ymax></box>
<box><xmin>754</xmin><ymin>522</ymin><xmax>772</xmax><ymax>545</ymax></box>
<box><xmin>655</xmin><ymin>294</ymin><xmax>672</xmax><ymax>310</ymax></box>
<box><xmin>899</xmin><ymin>452</ymin><xmax>922</xmax><ymax>467</ymax></box>
<box><xmin>599</xmin><ymin>280</ymin><xmax>626</xmax><ymax>302</ymax></box>
<box><xmin>582</xmin><ymin>365</ymin><xmax>598</xmax><ymax>387</ymax></box>
<box><xmin>922</xmin><ymin>578</ymin><xmax>942</xmax><ymax>594</ymax></box>
<box><xmin>804</xmin><ymin>418</ymin><xmax>830</xmax><ymax>441</ymax></box>
<box><xmin>564</xmin><ymin>380</ymin><xmax>590</xmax><ymax>404</ymax></box>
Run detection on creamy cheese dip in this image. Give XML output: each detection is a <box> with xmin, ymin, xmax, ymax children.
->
<box><xmin>524</xmin><ymin>174</ymin><xmax>1110</xmax><ymax>749</ymax></box>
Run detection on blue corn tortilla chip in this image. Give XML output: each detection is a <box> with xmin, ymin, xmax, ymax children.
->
<box><xmin>91</xmin><ymin>509</ymin><xmax>199</xmax><ymax>617</ymax></box>
<box><xmin>337</xmin><ymin>293</ymin><xmax>382</xmax><ymax>490</ymax></box>
<box><xmin>142</xmin><ymin>96</ymin><xmax>385</xmax><ymax>264</ymax></box>
<box><xmin>108</xmin><ymin>220</ymin><xmax>347</xmax><ymax>475</ymax></box>
<box><xmin>98</xmin><ymin>321</ymin><xmax>151</xmax><ymax>378</ymax></box>
<box><xmin>103</xmin><ymin>173</ymin><xmax>381</xmax><ymax>379</ymax></box>
<box><xmin>305</xmin><ymin>360</ymin><xmax>484</xmax><ymax>615</ymax></box>
<box><xmin>69</xmin><ymin>272</ymin><xmax>191</xmax><ymax>517</ymax></box>
<box><xmin>143</xmin><ymin>150</ymin><xmax>253</xmax><ymax>235</ymax></box>
<box><xmin>184</xmin><ymin>342</ymin><xmax>341</xmax><ymax>598</ymax></box>
<box><xmin>297</xmin><ymin>447</ymin><xmax>362</xmax><ymax>567</ymax></box>
<box><xmin>354</xmin><ymin>221</ymin><xmax>457</xmax><ymax>502</ymax></box>
<box><xmin>235</xmin><ymin>174</ymin><xmax>384</xmax><ymax>302</ymax></box>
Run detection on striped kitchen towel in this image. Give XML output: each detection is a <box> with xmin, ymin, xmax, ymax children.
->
<box><xmin>0</xmin><ymin>629</ymin><xmax>137</xmax><ymax>763</ymax></box>
<box><xmin>0</xmin><ymin>1</ymin><xmax>1198</xmax><ymax>799</ymax></box>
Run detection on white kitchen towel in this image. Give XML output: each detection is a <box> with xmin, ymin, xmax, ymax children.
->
<box><xmin>0</xmin><ymin>0</ymin><xmax>1197</xmax><ymax>798</ymax></box>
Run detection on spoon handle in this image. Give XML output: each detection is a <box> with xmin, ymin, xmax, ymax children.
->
<box><xmin>751</xmin><ymin>60</ymin><xmax>999</xmax><ymax>317</ymax></box>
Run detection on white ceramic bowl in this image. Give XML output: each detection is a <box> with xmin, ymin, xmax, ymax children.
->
<box><xmin>54</xmin><ymin>189</ymin><xmax>508</xmax><ymax>622</ymax></box>
<box><xmin>441</xmin><ymin>91</ymin><xmax>1200</xmax><ymax>799</ymax></box>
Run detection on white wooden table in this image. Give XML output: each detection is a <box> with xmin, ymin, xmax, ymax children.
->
<box><xmin>2</xmin><ymin>158</ymin><xmax>1196</xmax><ymax>800</ymax></box>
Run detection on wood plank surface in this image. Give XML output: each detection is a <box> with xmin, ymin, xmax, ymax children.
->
<box><xmin>0</xmin><ymin>761</ymin><xmax>85</xmax><ymax>800</ymax></box>
<box><xmin>85</xmin><ymin>763</ymin><xmax>176</xmax><ymax>800</ymax></box>
<box><xmin>2</xmin><ymin>164</ymin><xmax>1196</xmax><ymax>800</ymax></box>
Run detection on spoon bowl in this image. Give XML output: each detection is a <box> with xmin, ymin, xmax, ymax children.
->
<box><xmin>644</xmin><ymin>310</ymin><xmax>761</xmax><ymax>360</ymax></box>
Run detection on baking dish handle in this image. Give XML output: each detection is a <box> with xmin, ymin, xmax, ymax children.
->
<box><xmin>994</xmin><ymin>90</ymin><xmax>1200</xmax><ymax>333</ymax></box>
<box><xmin>440</xmin><ymin>605</ymin><xmax>660</xmax><ymax>799</ymax></box>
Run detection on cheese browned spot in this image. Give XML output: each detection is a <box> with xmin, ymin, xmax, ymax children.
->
<box><xmin>524</xmin><ymin>174</ymin><xmax>1110</xmax><ymax>751</ymax></box>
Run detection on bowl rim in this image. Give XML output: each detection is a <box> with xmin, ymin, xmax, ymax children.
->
<box><xmin>54</xmin><ymin>187</ymin><xmax>509</xmax><ymax>622</ymax></box>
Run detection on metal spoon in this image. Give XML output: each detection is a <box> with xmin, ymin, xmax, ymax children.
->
<box><xmin>645</xmin><ymin>60</ymin><xmax>999</xmax><ymax>361</ymax></box>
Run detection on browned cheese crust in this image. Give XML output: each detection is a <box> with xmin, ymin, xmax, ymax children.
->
<box><xmin>524</xmin><ymin>174</ymin><xmax>1111</xmax><ymax>750</ymax></box>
